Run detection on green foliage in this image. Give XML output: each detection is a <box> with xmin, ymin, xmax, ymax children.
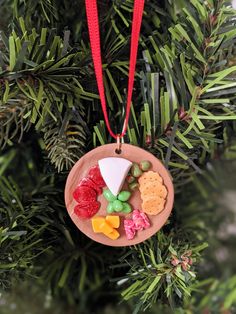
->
<box><xmin>1</xmin><ymin>0</ymin><xmax>236</xmax><ymax>174</ymax></box>
<box><xmin>13</xmin><ymin>0</ymin><xmax>59</xmax><ymax>27</ymax></box>
<box><xmin>115</xmin><ymin>232</ymin><xmax>207</xmax><ymax>312</ymax></box>
<box><xmin>0</xmin><ymin>282</ymin><xmax>67</xmax><ymax>314</ymax></box>
<box><xmin>12</xmin><ymin>0</ymin><xmax>86</xmax><ymax>40</ymax></box>
<box><xmin>43</xmin><ymin>112</ymin><xmax>87</xmax><ymax>172</ymax></box>
<box><xmin>0</xmin><ymin>173</ymin><xmax>51</xmax><ymax>288</ymax></box>
<box><xmin>197</xmin><ymin>276</ymin><xmax>236</xmax><ymax>311</ymax></box>
<box><xmin>113</xmin><ymin>145</ymin><xmax>236</xmax><ymax>313</ymax></box>
<box><xmin>1</xmin><ymin>0</ymin><xmax>236</xmax><ymax>313</ymax></box>
<box><xmin>0</xmin><ymin>20</ymin><xmax>97</xmax><ymax>170</ymax></box>
<box><xmin>0</xmin><ymin>145</ymin><xmax>123</xmax><ymax>311</ymax></box>
<box><xmin>93</xmin><ymin>0</ymin><xmax>236</xmax><ymax>184</ymax></box>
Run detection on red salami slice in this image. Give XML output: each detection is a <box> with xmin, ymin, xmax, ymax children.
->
<box><xmin>79</xmin><ymin>177</ymin><xmax>102</xmax><ymax>195</ymax></box>
<box><xmin>73</xmin><ymin>185</ymin><xmax>97</xmax><ymax>202</ymax></box>
<box><xmin>88</xmin><ymin>165</ymin><xmax>106</xmax><ymax>188</ymax></box>
<box><xmin>74</xmin><ymin>201</ymin><xmax>100</xmax><ymax>219</ymax></box>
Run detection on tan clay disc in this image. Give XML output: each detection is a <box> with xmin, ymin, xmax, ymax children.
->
<box><xmin>64</xmin><ymin>143</ymin><xmax>174</xmax><ymax>247</ymax></box>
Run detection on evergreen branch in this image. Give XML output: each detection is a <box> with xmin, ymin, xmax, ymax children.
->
<box><xmin>92</xmin><ymin>0</ymin><xmax>236</xmax><ymax>184</ymax></box>
<box><xmin>0</xmin><ymin>94</ymin><xmax>32</xmax><ymax>147</ymax></box>
<box><xmin>43</xmin><ymin>108</ymin><xmax>87</xmax><ymax>172</ymax></box>
<box><xmin>0</xmin><ymin>160</ymin><xmax>116</xmax><ymax>308</ymax></box>
<box><xmin>0</xmin><ymin>175</ymin><xmax>50</xmax><ymax>288</ymax></box>
<box><xmin>0</xmin><ymin>21</ymin><xmax>97</xmax><ymax>169</ymax></box>
<box><xmin>1</xmin><ymin>1</ymin><xmax>236</xmax><ymax>313</ymax></box>
<box><xmin>114</xmin><ymin>231</ymin><xmax>207</xmax><ymax>312</ymax></box>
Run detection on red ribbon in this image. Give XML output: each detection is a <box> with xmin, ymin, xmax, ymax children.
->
<box><xmin>85</xmin><ymin>0</ymin><xmax>145</xmax><ymax>140</ymax></box>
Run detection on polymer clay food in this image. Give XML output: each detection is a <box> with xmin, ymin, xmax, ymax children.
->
<box><xmin>138</xmin><ymin>171</ymin><xmax>167</xmax><ymax>215</ymax></box>
<box><xmin>132</xmin><ymin>209</ymin><xmax>150</xmax><ymax>230</ymax></box>
<box><xmin>127</xmin><ymin>160</ymin><xmax>152</xmax><ymax>191</ymax></box>
<box><xmin>124</xmin><ymin>209</ymin><xmax>150</xmax><ymax>240</ymax></box>
<box><xmin>88</xmin><ymin>165</ymin><xmax>106</xmax><ymax>188</ymax></box>
<box><xmin>69</xmin><ymin>154</ymin><xmax>171</xmax><ymax>244</ymax></box>
<box><xmin>124</xmin><ymin>219</ymin><xmax>136</xmax><ymax>240</ymax></box>
<box><xmin>98</xmin><ymin>157</ymin><xmax>132</xmax><ymax>196</ymax></box>
<box><xmin>73</xmin><ymin>165</ymin><xmax>106</xmax><ymax>219</ymax></box>
<box><xmin>139</xmin><ymin>160</ymin><xmax>151</xmax><ymax>171</ymax></box>
<box><xmin>103</xmin><ymin>188</ymin><xmax>132</xmax><ymax>213</ymax></box>
<box><xmin>74</xmin><ymin>201</ymin><xmax>101</xmax><ymax>219</ymax></box>
<box><xmin>91</xmin><ymin>215</ymin><xmax>120</xmax><ymax>240</ymax></box>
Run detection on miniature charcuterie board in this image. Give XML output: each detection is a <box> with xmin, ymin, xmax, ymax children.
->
<box><xmin>65</xmin><ymin>144</ymin><xmax>174</xmax><ymax>247</ymax></box>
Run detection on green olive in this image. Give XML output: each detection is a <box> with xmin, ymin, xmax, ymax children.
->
<box><xmin>129</xmin><ymin>182</ymin><xmax>139</xmax><ymax>191</ymax></box>
<box><xmin>103</xmin><ymin>189</ymin><xmax>117</xmax><ymax>202</ymax></box>
<box><xmin>118</xmin><ymin>191</ymin><xmax>131</xmax><ymax>202</ymax></box>
<box><xmin>122</xmin><ymin>202</ymin><xmax>132</xmax><ymax>213</ymax></box>
<box><xmin>107</xmin><ymin>202</ymin><xmax>114</xmax><ymax>213</ymax></box>
<box><xmin>131</xmin><ymin>163</ymin><xmax>143</xmax><ymax>178</ymax></box>
<box><xmin>140</xmin><ymin>160</ymin><xmax>151</xmax><ymax>171</ymax></box>
<box><xmin>113</xmin><ymin>200</ymin><xmax>124</xmax><ymax>212</ymax></box>
<box><xmin>126</xmin><ymin>175</ymin><xmax>136</xmax><ymax>184</ymax></box>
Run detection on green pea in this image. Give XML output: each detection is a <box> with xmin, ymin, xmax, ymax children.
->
<box><xmin>118</xmin><ymin>191</ymin><xmax>131</xmax><ymax>202</ymax></box>
<box><xmin>122</xmin><ymin>202</ymin><xmax>132</xmax><ymax>213</ymax></box>
<box><xmin>129</xmin><ymin>182</ymin><xmax>139</xmax><ymax>191</ymax></box>
<box><xmin>103</xmin><ymin>189</ymin><xmax>117</xmax><ymax>202</ymax></box>
<box><xmin>107</xmin><ymin>202</ymin><xmax>114</xmax><ymax>214</ymax></box>
<box><xmin>113</xmin><ymin>200</ymin><xmax>123</xmax><ymax>212</ymax></box>
<box><xmin>140</xmin><ymin>160</ymin><xmax>151</xmax><ymax>171</ymax></box>
<box><xmin>131</xmin><ymin>163</ymin><xmax>143</xmax><ymax>178</ymax></box>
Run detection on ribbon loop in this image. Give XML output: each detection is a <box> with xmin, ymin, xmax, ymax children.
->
<box><xmin>116</xmin><ymin>134</ymin><xmax>122</xmax><ymax>154</ymax></box>
<box><xmin>85</xmin><ymin>0</ymin><xmax>145</xmax><ymax>140</ymax></box>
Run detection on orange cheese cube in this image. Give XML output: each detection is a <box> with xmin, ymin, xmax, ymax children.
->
<box><xmin>91</xmin><ymin>217</ymin><xmax>105</xmax><ymax>233</ymax></box>
<box><xmin>99</xmin><ymin>221</ymin><xmax>114</xmax><ymax>235</ymax></box>
<box><xmin>105</xmin><ymin>215</ymin><xmax>120</xmax><ymax>229</ymax></box>
<box><xmin>106</xmin><ymin>229</ymin><xmax>120</xmax><ymax>240</ymax></box>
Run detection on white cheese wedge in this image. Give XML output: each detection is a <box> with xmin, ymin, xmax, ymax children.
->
<box><xmin>98</xmin><ymin>157</ymin><xmax>132</xmax><ymax>196</ymax></box>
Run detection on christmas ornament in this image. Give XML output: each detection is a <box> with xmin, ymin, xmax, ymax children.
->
<box><xmin>65</xmin><ymin>144</ymin><xmax>174</xmax><ymax>246</ymax></box>
<box><xmin>64</xmin><ymin>0</ymin><xmax>174</xmax><ymax>246</ymax></box>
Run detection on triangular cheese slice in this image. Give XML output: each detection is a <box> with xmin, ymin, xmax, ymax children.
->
<box><xmin>98</xmin><ymin>157</ymin><xmax>132</xmax><ymax>196</ymax></box>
